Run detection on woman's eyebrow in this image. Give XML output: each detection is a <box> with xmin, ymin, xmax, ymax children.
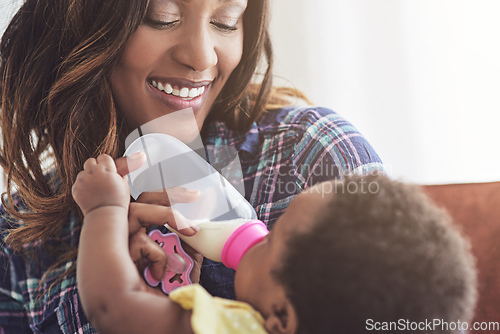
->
<box><xmin>179</xmin><ymin>0</ymin><xmax>246</xmax><ymax>6</ymax></box>
<box><xmin>217</xmin><ymin>0</ymin><xmax>247</xmax><ymax>9</ymax></box>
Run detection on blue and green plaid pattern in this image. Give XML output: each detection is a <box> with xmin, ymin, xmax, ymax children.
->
<box><xmin>1</xmin><ymin>106</ymin><xmax>384</xmax><ymax>333</ymax></box>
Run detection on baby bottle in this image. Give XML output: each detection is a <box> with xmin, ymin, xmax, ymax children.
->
<box><xmin>124</xmin><ymin>133</ymin><xmax>268</xmax><ymax>292</ymax></box>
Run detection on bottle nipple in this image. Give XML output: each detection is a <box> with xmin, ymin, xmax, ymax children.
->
<box><xmin>222</xmin><ymin>220</ymin><xmax>269</xmax><ymax>270</ymax></box>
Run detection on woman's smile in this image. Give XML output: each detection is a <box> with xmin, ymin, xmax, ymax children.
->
<box><xmin>147</xmin><ymin>77</ymin><xmax>213</xmax><ymax>113</ymax></box>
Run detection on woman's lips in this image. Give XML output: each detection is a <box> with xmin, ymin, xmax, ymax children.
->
<box><xmin>147</xmin><ymin>80</ymin><xmax>211</xmax><ymax>113</ymax></box>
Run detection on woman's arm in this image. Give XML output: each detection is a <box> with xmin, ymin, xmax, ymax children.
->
<box><xmin>73</xmin><ymin>154</ymin><xmax>194</xmax><ymax>334</ymax></box>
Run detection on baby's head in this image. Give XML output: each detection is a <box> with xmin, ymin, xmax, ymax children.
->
<box><xmin>235</xmin><ymin>174</ymin><xmax>477</xmax><ymax>334</ymax></box>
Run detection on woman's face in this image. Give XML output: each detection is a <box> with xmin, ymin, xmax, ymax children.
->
<box><xmin>111</xmin><ymin>0</ymin><xmax>247</xmax><ymax>134</ymax></box>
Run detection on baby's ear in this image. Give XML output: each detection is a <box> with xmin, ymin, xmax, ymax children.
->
<box><xmin>264</xmin><ymin>299</ymin><xmax>298</xmax><ymax>334</ymax></box>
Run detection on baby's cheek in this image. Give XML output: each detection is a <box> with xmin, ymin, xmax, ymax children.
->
<box><xmin>233</xmin><ymin>257</ymin><xmax>250</xmax><ymax>300</ymax></box>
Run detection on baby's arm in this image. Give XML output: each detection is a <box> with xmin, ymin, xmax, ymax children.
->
<box><xmin>73</xmin><ymin>154</ymin><xmax>193</xmax><ymax>334</ymax></box>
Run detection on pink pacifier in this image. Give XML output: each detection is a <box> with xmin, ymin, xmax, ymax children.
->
<box><xmin>144</xmin><ymin>230</ymin><xmax>194</xmax><ymax>294</ymax></box>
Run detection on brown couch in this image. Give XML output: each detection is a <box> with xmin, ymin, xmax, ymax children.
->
<box><xmin>423</xmin><ymin>182</ymin><xmax>500</xmax><ymax>333</ymax></box>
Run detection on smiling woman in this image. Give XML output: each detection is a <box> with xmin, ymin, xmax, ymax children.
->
<box><xmin>112</xmin><ymin>0</ymin><xmax>246</xmax><ymax>133</ymax></box>
<box><xmin>0</xmin><ymin>0</ymin><xmax>384</xmax><ymax>332</ymax></box>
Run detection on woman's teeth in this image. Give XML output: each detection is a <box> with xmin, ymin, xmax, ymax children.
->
<box><xmin>151</xmin><ymin>80</ymin><xmax>205</xmax><ymax>100</ymax></box>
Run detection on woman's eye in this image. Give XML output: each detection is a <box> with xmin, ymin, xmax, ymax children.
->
<box><xmin>144</xmin><ymin>16</ymin><xmax>180</xmax><ymax>29</ymax></box>
<box><xmin>211</xmin><ymin>21</ymin><xmax>238</xmax><ymax>32</ymax></box>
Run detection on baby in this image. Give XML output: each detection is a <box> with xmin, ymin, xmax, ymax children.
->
<box><xmin>72</xmin><ymin>154</ymin><xmax>477</xmax><ymax>334</ymax></box>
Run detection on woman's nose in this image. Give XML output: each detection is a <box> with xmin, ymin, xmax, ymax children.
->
<box><xmin>172</xmin><ymin>25</ymin><xmax>218</xmax><ymax>72</ymax></box>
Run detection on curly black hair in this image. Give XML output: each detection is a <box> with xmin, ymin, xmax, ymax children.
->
<box><xmin>274</xmin><ymin>174</ymin><xmax>477</xmax><ymax>334</ymax></box>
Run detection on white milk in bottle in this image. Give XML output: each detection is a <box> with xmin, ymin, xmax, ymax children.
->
<box><xmin>165</xmin><ymin>218</ymin><xmax>249</xmax><ymax>263</ymax></box>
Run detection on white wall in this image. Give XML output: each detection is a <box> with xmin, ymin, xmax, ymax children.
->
<box><xmin>0</xmin><ymin>0</ymin><xmax>20</xmax><ymax>33</ymax></box>
<box><xmin>1</xmin><ymin>0</ymin><xmax>499</xmax><ymax>188</ymax></box>
<box><xmin>270</xmin><ymin>0</ymin><xmax>500</xmax><ymax>184</ymax></box>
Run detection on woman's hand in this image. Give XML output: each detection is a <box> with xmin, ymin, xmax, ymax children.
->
<box><xmin>115</xmin><ymin>155</ymin><xmax>203</xmax><ymax>284</ymax></box>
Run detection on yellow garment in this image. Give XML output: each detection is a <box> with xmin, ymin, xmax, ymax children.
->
<box><xmin>169</xmin><ymin>284</ymin><xmax>267</xmax><ymax>334</ymax></box>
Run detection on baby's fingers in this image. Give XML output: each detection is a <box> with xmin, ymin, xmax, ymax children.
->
<box><xmin>83</xmin><ymin>157</ymin><xmax>97</xmax><ymax>171</ymax></box>
<box><xmin>129</xmin><ymin>231</ymin><xmax>166</xmax><ymax>281</ymax></box>
<box><xmin>82</xmin><ymin>154</ymin><xmax>118</xmax><ymax>173</ymax></box>
<box><xmin>96</xmin><ymin>154</ymin><xmax>118</xmax><ymax>172</ymax></box>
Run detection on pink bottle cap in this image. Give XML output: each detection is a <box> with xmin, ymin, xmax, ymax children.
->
<box><xmin>221</xmin><ymin>220</ymin><xmax>269</xmax><ymax>270</ymax></box>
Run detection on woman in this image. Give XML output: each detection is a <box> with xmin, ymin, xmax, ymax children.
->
<box><xmin>0</xmin><ymin>0</ymin><xmax>384</xmax><ymax>332</ymax></box>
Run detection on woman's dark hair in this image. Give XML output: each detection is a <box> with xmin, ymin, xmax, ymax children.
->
<box><xmin>0</xmin><ymin>0</ymin><xmax>279</xmax><ymax>280</ymax></box>
<box><xmin>274</xmin><ymin>175</ymin><xmax>477</xmax><ymax>334</ymax></box>
<box><xmin>209</xmin><ymin>0</ymin><xmax>273</xmax><ymax>129</ymax></box>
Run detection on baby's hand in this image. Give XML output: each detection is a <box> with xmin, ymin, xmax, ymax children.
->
<box><xmin>72</xmin><ymin>154</ymin><xmax>131</xmax><ymax>216</ymax></box>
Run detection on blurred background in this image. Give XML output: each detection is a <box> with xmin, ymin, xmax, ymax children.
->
<box><xmin>1</xmin><ymin>0</ymin><xmax>499</xmax><ymax>190</ymax></box>
<box><xmin>269</xmin><ymin>0</ymin><xmax>500</xmax><ymax>184</ymax></box>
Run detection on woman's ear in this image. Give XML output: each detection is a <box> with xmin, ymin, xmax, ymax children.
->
<box><xmin>264</xmin><ymin>299</ymin><xmax>299</xmax><ymax>334</ymax></box>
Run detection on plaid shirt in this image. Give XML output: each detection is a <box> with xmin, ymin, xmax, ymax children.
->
<box><xmin>0</xmin><ymin>106</ymin><xmax>384</xmax><ymax>333</ymax></box>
